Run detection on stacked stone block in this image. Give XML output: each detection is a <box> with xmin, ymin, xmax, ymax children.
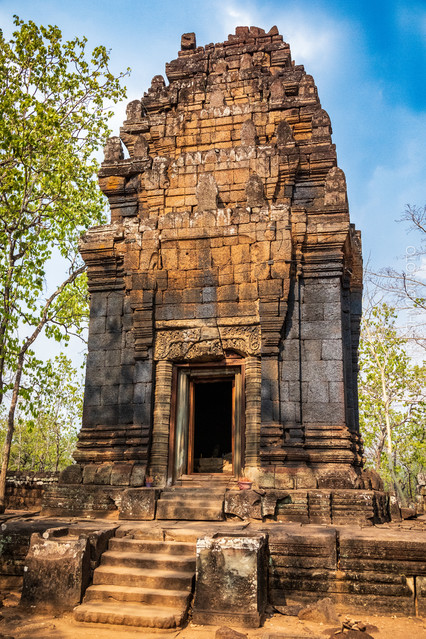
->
<box><xmin>269</xmin><ymin>524</ymin><xmax>426</xmax><ymax>615</ymax></box>
<box><xmin>57</xmin><ymin>25</ymin><xmax>367</xmax><ymax>496</ymax></box>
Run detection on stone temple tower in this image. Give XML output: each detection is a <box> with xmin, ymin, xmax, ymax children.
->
<box><xmin>48</xmin><ymin>27</ymin><xmax>383</xmax><ymax>522</ymax></box>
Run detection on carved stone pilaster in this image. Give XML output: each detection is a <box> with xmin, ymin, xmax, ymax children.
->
<box><xmin>149</xmin><ymin>360</ymin><xmax>173</xmax><ymax>483</ymax></box>
<box><xmin>132</xmin><ymin>302</ymin><xmax>154</xmax><ymax>359</ymax></box>
<box><xmin>245</xmin><ymin>356</ymin><xmax>262</xmax><ymax>469</ymax></box>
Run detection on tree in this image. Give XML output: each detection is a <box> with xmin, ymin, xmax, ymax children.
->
<box><xmin>396</xmin><ymin>204</ymin><xmax>426</xmax><ymax>313</ymax></box>
<box><xmin>0</xmin><ymin>354</ymin><xmax>83</xmax><ymax>472</ymax></box>
<box><xmin>368</xmin><ymin>205</ymin><xmax>426</xmax><ymax>350</ymax></box>
<box><xmin>0</xmin><ymin>16</ymin><xmax>128</xmax><ymax>510</ymax></box>
<box><xmin>358</xmin><ymin>303</ymin><xmax>426</xmax><ymax>503</ymax></box>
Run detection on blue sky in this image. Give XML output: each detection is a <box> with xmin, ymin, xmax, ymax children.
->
<box><xmin>1</xmin><ymin>0</ymin><xmax>425</xmax><ymax>275</ymax></box>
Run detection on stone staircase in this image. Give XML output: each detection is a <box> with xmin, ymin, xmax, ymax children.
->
<box><xmin>74</xmin><ymin>532</ymin><xmax>196</xmax><ymax>628</ymax></box>
<box><xmin>156</xmin><ymin>475</ymin><xmax>233</xmax><ymax>520</ymax></box>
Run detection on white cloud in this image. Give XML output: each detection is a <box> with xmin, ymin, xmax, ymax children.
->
<box><xmin>216</xmin><ymin>0</ymin><xmax>262</xmax><ymax>36</ymax></box>
<box><xmin>280</xmin><ymin>14</ymin><xmax>349</xmax><ymax>72</ymax></box>
<box><xmin>214</xmin><ymin>0</ymin><xmax>354</xmax><ymax>77</ymax></box>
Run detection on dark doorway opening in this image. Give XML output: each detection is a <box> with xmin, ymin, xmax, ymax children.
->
<box><xmin>192</xmin><ymin>380</ymin><xmax>233</xmax><ymax>473</ymax></box>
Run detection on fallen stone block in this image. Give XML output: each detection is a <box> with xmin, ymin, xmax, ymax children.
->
<box><xmin>224</xmin><ymin>489</ymin><xmax>262</xmax><ymax>520</ymax></box>
<box><xmin>0</xmin><ymin>519</ymin><xmax>73</xmax><ymax>581</ymax></box>
<box><xmin>272</xmin><ymin>604</ymin><xmax>303</xmax><ymax>616</ymax></box>
<box><xmin>417</xmin><ymin>575</ymin><xmax>426</xmax><ymax>616</ymax></box>
<box><xmin>193</xmin><ymin>533</ymin><xmax>268</xmax><ymax>628</ymax></box>
<box><xmin>389</xmin><ymin>495</ymin><xmax>402</xmax><ymax>521</ymax></box>
<box><xmin>297</xmin><ymin>597</ymin><xmax>339</xmax><ymax>624</ymax></box>
<box><xmin>400</xmin><ymin>506</ymin><xmax>416</xmax><ymax>520</ymax></box>
<box><xmin>21</xmin><ymin>532</ymin><xmax>90</xmax><ymax>611</ymax></box>
<box><xmin>261</xmin><ymin>490</ymin><xmax>290</xmax><ymax>518</ymax></box>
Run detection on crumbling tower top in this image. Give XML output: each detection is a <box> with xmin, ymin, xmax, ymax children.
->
<box><xmin>99</xmin><ymin>25</ymin><xmax>352</xmax><ymax>230</ymax></box>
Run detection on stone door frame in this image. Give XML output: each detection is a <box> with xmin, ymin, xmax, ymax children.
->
<box><xmin>150</xmin><ymin>355</ymin><xmax>261</xmax><ymax>485</ymax></box>
<box><xmin>168</xmin><ymin>360</ymin><xmax>245</xmax><ymax>482</ymax></box>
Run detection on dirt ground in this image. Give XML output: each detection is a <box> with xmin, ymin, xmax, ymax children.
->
<box><xmin>1</xmin><ymin>596</ymin><xmax>425</xmax><ymax>639</ymax></box>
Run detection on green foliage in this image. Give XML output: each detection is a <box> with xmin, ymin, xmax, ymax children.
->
<box><xmin>0</xmin><ymin>354</ymin><xmax>83</xmax><ymax>471</ymax></box>
<box><xmin>358</xmin><ymin>303</ymin><xmax>426</xmax><ymax>501</ymax></box>
<box><xmin>0</xmin><ymin>15</ymin><xmax>128</xmax><ymax>401</ymax></box>
<box><xmin>0</xmin><ymin>16</ymin><xmax>128</xmax><ymax>507</ymax></box>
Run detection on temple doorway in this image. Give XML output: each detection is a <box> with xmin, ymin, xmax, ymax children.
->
<box><xmin>171</xmin><ymin>363</ymin><xmax>243</xmax><ymax>481</ymax></box>
<box><xmin>191</xmin><ymin>380</ymin><xmax>233</xmax><ymax>473</ymax></box>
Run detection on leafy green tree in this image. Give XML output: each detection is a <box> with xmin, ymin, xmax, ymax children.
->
<box><xmin>358</xmin><ymin>303</ymin><xmax>426</xmax><ymax>503</ymax></box>
<box><xmin>0</xmin><ymin>16</ymin><xmax>128</xmax><ymax>510</ymax></box>
<box><xmin>0</xmin><ymin>354</ymin><xmax>83</xmax><ymax>472</ymax></box>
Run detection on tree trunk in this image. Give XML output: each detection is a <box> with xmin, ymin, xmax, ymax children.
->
<box><xmin>0</xmin><ymin>265</ymin><xmax>85</xmax><ymax>512</ymax></box>
<box><xmin>375</xmin><ymin>427</ymin><xmax>386</xmax><ymax>470</ymax></box>
<box><xmin>0</xmin><ymin>353</ymin><xmax>24</xmax><ymax>512</ymax></box>
<box><xmin>368</xmin><ymin>330</ymin><xmax>406</xmax><ymax>506</ymax></box>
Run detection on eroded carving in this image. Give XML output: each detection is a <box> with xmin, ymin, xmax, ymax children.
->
<box><xmin>154</xmin><ymin>326</ymin><xmax>261</xmax><ymax>361</ymax></box>
<box><xmin>103</xmin><ymin>136</ymin><xmax>124</xmax><ymax>162</ymax></box>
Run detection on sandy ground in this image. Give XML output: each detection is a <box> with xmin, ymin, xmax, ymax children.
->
<box><xmin>1</xmin><ymin>597</ymin><xmax>425</xmax><ymax>639</ymax></box>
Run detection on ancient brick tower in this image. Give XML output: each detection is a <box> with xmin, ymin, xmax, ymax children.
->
<box><xmin>72</xmin><ymin>26</ymin><xmax>364</xmax><ymax>493</ymax></box>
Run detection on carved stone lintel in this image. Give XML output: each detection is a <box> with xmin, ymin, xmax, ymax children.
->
<box><xmin>221</xmin><ymin>326</ymin><xmax>261</xmax><ymax>355</ymax></box>
<box><xmin>153</xmin><ymin>325</ymin><xmax>261</xmax><ymax>361</ymax></box>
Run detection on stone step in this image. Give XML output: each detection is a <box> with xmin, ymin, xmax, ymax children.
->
<box><xmin>75</xmin><ymin>529</ymin><xmax>196</xmax><ymax>630</ymax></box>
<box><xmin>74</xmin><ymin>602</ymin><xmax>186</xmax><ymax>629</ymax></box>
<box><xmin>109</xmin><ymin>538</ymin><xmax>195</xmax><ymax>554</ymax></box>
<box><xmin>178</xmin><ymin>474</ymin><xmax>232</xmax><ymax>481</ymax></box>
<box><xmin>168</xmin><ymin>482</ymin><xmax>226</xmax><ymax>488</ymax></box>
<box><xmin>93</xmin><ymin>565</ymin><xmax>194</xmax><ymax>590</ymax></box>
<box><xmin>165</xmin><ymin>486</ymin><xmax>227</xmax><ymax>496</ymax></box>
<box><xmin>177</xmin><ymin>488</ymin><xmax>234</xmax><ymax>492</ymax></box>
<box><xmin>156</xmin><ymin>502</ymin><xmax>224</xmax><ymax>520</ymax></box>
<box><xmin>84</xmin><ymin>583</ymin><xmax>191</xmax><ymax>607</ymax></box>
<box><xmin>101</xmin><ymin>550</ymin><xmax>196</xmax><ymax>571</ymax></box>
<box><xmin>175</xmin><ymin>482</ymin><xmax>234</xmax><ymax>489</ymax></box>
<box><xmin>159</xmin><ymin>492</ymin><xmax>225</xmax><ymax>502</ymax></box>
<box><xmin>160</xmin><ymin>496</ymin><xmax>226</xmax><ymax>501</ymax></box>
<box><xmin>157</xmin><ymin>496</ymin><xmax>224</xmax><ymax>506</ymax></box>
